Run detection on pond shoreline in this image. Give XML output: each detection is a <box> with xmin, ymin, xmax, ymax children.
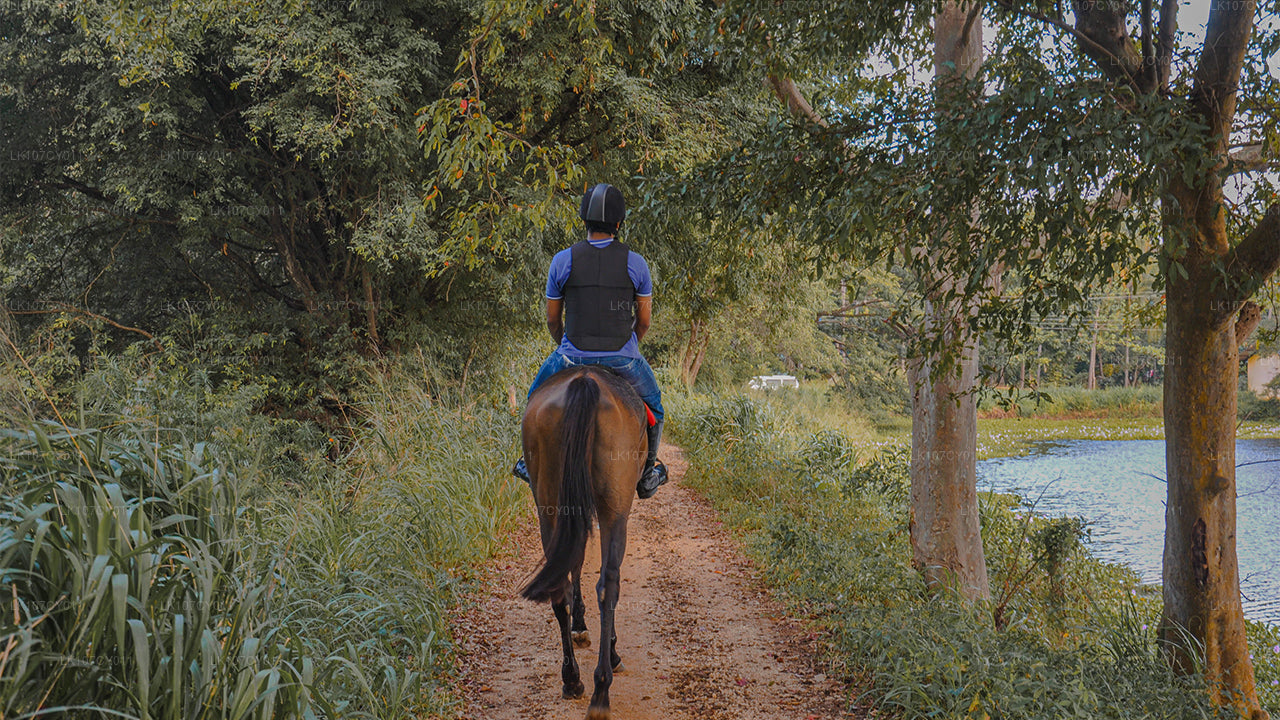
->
<box><xmin>976</xmin><ymin>429</ymin><xmax>1280</xmax><ymax>627</ymax></box>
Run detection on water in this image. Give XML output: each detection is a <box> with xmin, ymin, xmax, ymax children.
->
<box><xmin>977</xmin><ymin>439</ymin><xmax>1280</xmax><ymax>624</ymax></box>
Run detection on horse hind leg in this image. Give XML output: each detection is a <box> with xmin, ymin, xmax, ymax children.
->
<box><xmin>587</xmin><ymin>517</ymin><xmax>628</xmax><ymax>720</ymax></box>
<box><xmin>552</xmin><ymin>585</ymin><xmax>585</xmax><ymax>699</ymax></box>
<box><xmin>571</xmin><ymin>567</ymin><xmax>590</xmax><ymax>647</ymax></box>
<box><xmin>610</xmin><ymin>632</ymin><xmax>623</xmax><ymax>673</ymax></box>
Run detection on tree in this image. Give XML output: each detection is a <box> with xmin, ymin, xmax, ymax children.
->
<box><xmin>903</xmin><ymin>1</ymin><xmax>991</xmax><ymax>602</ymax></box>
<box><xmin>727</xmin><ymin>0</ymin><xmax>995</xmax><ymax>600</ymax></box>
<box><xmin>1017</xmin><ymin>2</ymin><xmax>1275</xmax><ymax>714</ymax></box>
<box><xmin>672</xmin><ymin>0</ymin><xmax>1278</xmax><ymax>712</ymax></box>
<box><xmin>1</xmin><ymin>0</ymin><xmax>758</xmax><ymax>414</ymax></box>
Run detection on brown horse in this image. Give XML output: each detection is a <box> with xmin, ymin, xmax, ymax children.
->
<box><xmin>520</xmin><ymin>365</ymin><xmax>647</xmax><ymax>720</ymax></box>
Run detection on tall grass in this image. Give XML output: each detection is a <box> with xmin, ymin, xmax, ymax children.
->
<box><xmin>0</xmin><ymin>422</ymin><xmax>319</xmax><ymax>719</ymax></box>
<box><xmin>257</xmin><ymin>364</ymin><xmax>527</xmax><ymax>717</ymax></box>
<box><xmin>2</xmin><ymin>354</ymin><xmax>529</xmax><ymax>718</ymax></box>
<box><xmin>670</xmin><ymin>392</ymin><xmax>1280</xmax><ymax>719</ymax></box>
<box><xmin>979</xmin><ymin>384</ymin><xmax>1162</xmax><ymax>418</ymax></box>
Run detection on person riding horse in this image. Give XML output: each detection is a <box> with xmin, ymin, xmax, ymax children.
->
<box><xmin>513</xmin><ymin>183</ymin><xmax>668</xmax><ymax>499</ymax></box>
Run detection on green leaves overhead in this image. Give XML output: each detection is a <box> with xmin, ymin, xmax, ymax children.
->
<box><xmin>647</xmin><ymin>1</ymin><xmax>1222</xmax><ymax>364</ymax></box>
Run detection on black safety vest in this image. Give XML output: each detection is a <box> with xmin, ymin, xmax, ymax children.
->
<box><xmin>563</xmin><ymin>240</ymin><xmax>635</xmax><ymax>352</ymax></box>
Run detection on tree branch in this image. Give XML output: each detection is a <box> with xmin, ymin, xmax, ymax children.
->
<box><xmin>1223</xmin><ymin>204</ymin><xmax>1280</xmax><ymax>310</ymax></box>
<box><xmin>817</xmin><ymin>298</ymin><xmax>888</xmax><ymax>319</ymax></box>
<box><xmin>1189</xmin><ymin>0</ymin><xmax>1256</xmax><ymax>141</ymax></box>
<box><xmin>1140</xmin><ymin>0</ymin><xmax>1154</xmax><ymax>86</ymax></box>
<box><xmin>1236</xmin><ymin>301</ymin><xmax>1261</xmax><ymax>345</ymax></box>
<box><xmin>992</xmin><ymin>1</ymin><xmax>1141</xmax><ymax>89</ymax></box>
<box><xmin>1069</xmin><ymin>0</ymin><xmax>1143</xmax><ymax>89</ymax></box>
<box><xmin>954</xmin><ymin>1</ymin><xmax>985</xmax><ymax>60</ymax></box>
<box><xmin>212</xmin><ymin>237</ymin><xmax>308</xmax><ymax>311</ymax></box>
<box><xmin>766</xmin><ymin>75</ymin><xmax>829</xmax><ymax>128</ymax></box>
<box><xmin>1227</xmin><ymin>142</ymin><xmax>1275</xmax><ymax>175</ymax></box>
<box><xmin>1154</xmin><ymin>0</ymin><xmax>1178</xmax><ymax>91</ymax></box>
<box><xmin>9</xmin><ymin>303</ymin><xmax>163</xmax><ymax>351</ymax></box>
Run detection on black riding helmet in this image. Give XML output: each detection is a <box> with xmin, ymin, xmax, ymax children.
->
<box><xmin>579</xmin><ymin>183</ymin><xmax>625</xmax><ymax>234</ymax></box>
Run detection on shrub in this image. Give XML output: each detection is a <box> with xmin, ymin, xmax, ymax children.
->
<box><xmin>670</xmin><ymin>392</ymin><xmax>1276</xmax><ymax>719</ymax></box>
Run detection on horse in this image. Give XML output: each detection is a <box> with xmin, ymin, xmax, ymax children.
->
<box><xmin>520</xmin><ymin>364</ymin><xmax>648</xmax><ymax>720</ymax></box>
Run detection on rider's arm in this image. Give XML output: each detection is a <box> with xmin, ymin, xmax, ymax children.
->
<box><xmin>546</xmin><ymin>298</ymin><xmax>564</xmax><ymax>343</ymax></box>
<box><xmin>634</xmin><ymin>296</ymin><xmax>651</xmax><ymax>342</ymax></box>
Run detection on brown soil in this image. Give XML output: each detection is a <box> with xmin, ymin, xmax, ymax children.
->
<box><xmin>450</xmin><ymin>446</ymin><xmax>866</xmax><ymax>720</ymax></box>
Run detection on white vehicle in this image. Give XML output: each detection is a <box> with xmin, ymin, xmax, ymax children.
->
<box><xmin>748</xmin><ymin>374</ymin><xmax>799</xmax><ymax>390</ymax></box>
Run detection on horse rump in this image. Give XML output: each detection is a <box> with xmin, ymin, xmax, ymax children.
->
<box><xmin>521</xmin><ymin>374</ymin><xmax>600</xmax><ymax>603</ymax></box>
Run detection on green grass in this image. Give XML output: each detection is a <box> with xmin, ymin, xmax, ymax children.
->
<box><xmin>669</xmin><ymin>391</ymin><xmax>1280</xmax><ymax>719</ymax></box>
<box><xmin>979</xmin><ymin>384</ymin><xmax>1163</xmax><ymax>419</ymax></box>
<box><xmin>978</xmin><ymin>416</ymin><xmax>1280</xmax><ymax>459</ymax></box>
<box><xmin>1</xmin><ymin>422</ymin><xmax>319</xmax><ymax>718</ymax></box>
<box><xmin>1</xmin><ymin>357</ymin><xmax>527</xmax><ymax>718</ymax></box>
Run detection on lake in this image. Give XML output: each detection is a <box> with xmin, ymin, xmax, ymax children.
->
<box><xmin>977</xmin><ymin>438</ymin><xmax>1280</xmax><ymax>624</ymax></box>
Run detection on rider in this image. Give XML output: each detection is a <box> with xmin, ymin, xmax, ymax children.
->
<box><xmin>512</xmin><ymin>183</ymin><xmax>668</xmax><ymax>498</ymax></box>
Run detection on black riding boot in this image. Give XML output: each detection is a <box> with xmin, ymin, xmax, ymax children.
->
<box><xmin>636</xmin><ymin>420</ymin><xmax>667</xmax><ymax>499</ymax></box>
<box><xmin>512</xmin><ymin>457</ymin><xmax>531</xmax><ymax>485</ymax></box>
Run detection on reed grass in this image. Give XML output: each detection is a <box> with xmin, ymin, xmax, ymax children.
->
<box><xmin>1</xmin><ymin>356</ymin><xmax>528</xmax><ymax>718</ymax></box>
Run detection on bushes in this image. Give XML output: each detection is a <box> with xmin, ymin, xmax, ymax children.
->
<box><xmin>257</xmin><ymin>365</ymin><xmax>527</xmax><ymax>717</ymax></box>
<box><xmin>2</xmin><ymin>354</ymin><xmax>529</xmax><ymax>718</ymax></box>
<box><xmin>671</xmin><ymin>392</ymin><xmax>1278</xmax><ymax>719</ymax></box>
<box><xmin>0</xmin><ymin>423</ymin><xmax>317</xmax><ymax>718</ymax></box>
<box><xmin>843</xmin><ymin>600</ymin><xmax>1229</xmax><ymax>719</ymax></box>
<box><xmin>979</xmin><ymin>385</ymin><xmax>1162</xmax><ymax>419</ymax></box>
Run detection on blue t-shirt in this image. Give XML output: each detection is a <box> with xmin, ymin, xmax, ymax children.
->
<box><xmin>546</xmin><ymin>237</ymin><xmax>652</xmax><ymax>359</ymax></box>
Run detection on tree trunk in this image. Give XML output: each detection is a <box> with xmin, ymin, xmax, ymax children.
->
<box><xmin>906</xmin><ymin>1</ymin><xmax>991</xmax><ymax>603</ymax></box>
<box><xmin>909</xmin><ymin>316</ymin><xmax>990</xmax><ymax>600</ymax></box>
<box><xmin>1124</xmin><ymin>342</ymin><xmax>1131</xmax><ymax>387</ymax></box>
<box><xmin>1151</xmin><ymin>1</ymin><xmax>1271</xmax><ymax>713</ymax></box>
<box><xmin>1160</xmin><ymin>189</ymin><xmax>1268</xmax><ymax>720</ymax></box>
<box><xmin>679</xmin><ymin>317</ymin><xmax>710</xmax><ymax>388</ymax></box>
<box><xmin>1088</xmin><ymin>303</ymin><xmax>1099</xmax><ymax>389</ymax></box>
<box><xmin>362</xmin><ymin>263</ymin><xmax>380</xmax><ymax>348</ymax></box>
<box><xmin>268</xmin><ymin>209</ymin><xmax>322</xmax><ymax>317</ymax></box>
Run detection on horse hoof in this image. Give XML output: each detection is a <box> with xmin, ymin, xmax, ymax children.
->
<box><xmin>611</xmin><ymin>660</ymin><xmax>625</xmax><ymax>674</ymax></box>
<box><xmin>586</xmin><ymin>707</ymin><xmax>610</xmax><ymax>720</ymax></box>
<box><xmin>572</xmin><ymin>631</ymin><xmax>591</xmax><ymax>648</ymax></box>
<box><xmin>563</xmin><ymin>681</ymin><xmax>585</xmax><ymax>699</ymax></box>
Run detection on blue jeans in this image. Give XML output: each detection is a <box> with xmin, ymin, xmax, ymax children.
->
<box><xmin>528</xmin><ymin>351</ymin><xmax>664</xmax><ymax>422</ymax></box>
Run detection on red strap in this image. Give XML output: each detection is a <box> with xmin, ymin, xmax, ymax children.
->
<box><xmin>644</xmin><ymin>403</ymin><xmax>657</xmax><ymax>427</ymax></box>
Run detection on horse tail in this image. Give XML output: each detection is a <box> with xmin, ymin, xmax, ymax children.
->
<box><xmin>521</xmin><ymin>375</ymin><xmax>600</xmax><ymax>603</ymax></box>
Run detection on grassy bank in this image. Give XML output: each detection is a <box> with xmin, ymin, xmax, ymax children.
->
<box><xmin>978</xmin><ymin>416</ymin><xmax>1280</xmax><ymax>459</ymax></box>
<box><xmin>669</xmin><ymin>391</ymin><xmax>1280</xmax><ymax>718</ymax></box>
<box><xmin>1</xmin><ymin>358</ymin><xmax>526</xmax><ymax>718</ymax></box>
<box><xmin>978</xmin><ymin>385</ymin><xmax>1163</xmax><ymax>419</ymax></box>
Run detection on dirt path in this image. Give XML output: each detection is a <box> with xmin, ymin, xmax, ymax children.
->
<box><xmin>451</xmin><ymin>446</ymin><xmax>862</xmax><ymax>720</ymax></box>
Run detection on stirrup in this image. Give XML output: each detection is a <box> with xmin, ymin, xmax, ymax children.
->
<box><xmin>512</xmin><ymin>457</ymin><xmax>531</xmax><ymax>485</ymax></box>
<box><xmin>636</xmin><ymin>459</ymin><xmax>667</xmax><ymax>499</ymax></box>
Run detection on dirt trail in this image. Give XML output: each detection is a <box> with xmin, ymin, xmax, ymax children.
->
<box><xmin>451</xmin><ymin>446</ymin><xmax>861</xmax><ymax>720</ymax></box>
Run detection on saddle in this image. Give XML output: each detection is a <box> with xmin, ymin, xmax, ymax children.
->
<box><xmin>583</xmin><ymin>364</ymin><xmax>658</xmax><ymax>427</ymax></box>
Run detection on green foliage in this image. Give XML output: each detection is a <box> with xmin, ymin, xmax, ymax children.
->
<box><xmin>255</xmin><ymin>361</ymin><xmax>528</xmax><ymax>718</ymax></box>
<box><xmin>1</xmin><ymin>351</ymin><xmax>529</xmax><ymax>717</ymax></box>
<box><xmin>670</xmin><ymin>392</ymin><xmax>1278</xmax><ymax>719</ymax></box>
<box><xmin>0</xmin><ymin>422</ymin><xmax>319</xmax><ymax>718</ymax></box>
<box><xmin>842</xmin><ymin>443</ymin><xmax>910</xmax><ymax>505</ymax></box>
<box><xmin>979</xmin><ymin>385</ymin><xmax>1163</xmax><ymax>419</ymax></box>
<box><xmin>0</xmin><ymin>0</ymin><xmax>763</xmax><ymax>431</ymax></box>
<box><xmin>1238</xmin><ymin>390</ymin><xmax>1280</xmax><ymax>423</ymax></box>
